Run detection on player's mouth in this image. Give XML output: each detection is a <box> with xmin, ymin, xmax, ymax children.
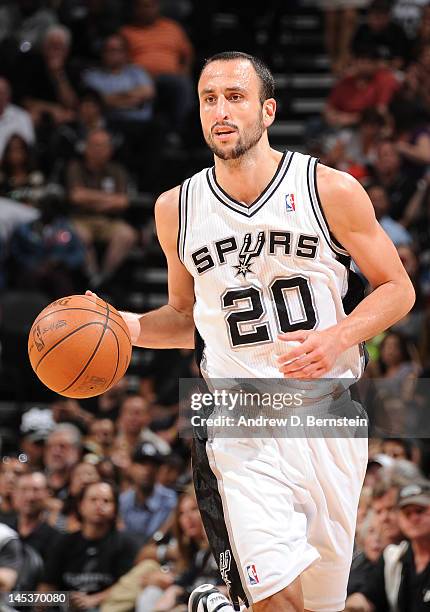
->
<box><xmin>212</xmin><ymin>128</ymin><xmax>237</xmax><ymax>141</ymax></box>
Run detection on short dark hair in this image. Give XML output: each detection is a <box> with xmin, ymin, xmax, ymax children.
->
<box><xmin>200</xmin><ymin>51</ymin><xmax>275</xmax><ymax>104</ymax></box>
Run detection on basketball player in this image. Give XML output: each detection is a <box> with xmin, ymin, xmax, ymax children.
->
<box><xmin>87</xmin><ymin>51</ymin><xmax>415</xmax><ymax>611</ymax></box>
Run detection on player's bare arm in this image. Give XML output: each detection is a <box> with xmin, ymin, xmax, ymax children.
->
<box><xmin>278</xmin><ymin>164</ymin><xmax>415</xmax><ymax>378</ymax></box>
<box><xmin>87</xmin><ymin>186</ymin><xmax>195</xmax><ymax>349</ymax></box>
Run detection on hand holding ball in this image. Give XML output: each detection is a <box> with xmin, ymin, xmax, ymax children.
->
<box><xmin>28</xmin><ymin>295</ymin><xmax>132</xmax><ymax>398</ymax></box>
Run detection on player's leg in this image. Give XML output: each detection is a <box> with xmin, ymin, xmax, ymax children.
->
<box><xmin>189</xmin><ymin>578</ymin><xmax>304</xmax><ymax>611</ymax></box>
<box><xmin>251</xmin><ymin>577</ymin><xmax>303</xmax><ymax>611</ymax></box>
<box><xmin>191</xmin><ymin>434</ymin><xmax>319</xmax><ymax>612</ymax></box>
<box><xmin>296</xmin><ymin>397</ymin><xmax>368</xmax><ymax>611</ymax></box>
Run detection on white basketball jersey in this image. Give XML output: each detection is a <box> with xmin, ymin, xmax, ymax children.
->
<box><xmin>178</xmin><ymin>151</ymin><xmax>366</xmax><ymax>380</ymax></box>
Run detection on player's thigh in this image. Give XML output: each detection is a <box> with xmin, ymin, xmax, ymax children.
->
<box><xmin>299</xmin><ymin>435</ymin><xmax>368</xmax><ymax>612</ymax></box>
<box><xmin>207</xmin><ymin>436</ymin><xmax>320</xmax><ymax>607</ymax></box>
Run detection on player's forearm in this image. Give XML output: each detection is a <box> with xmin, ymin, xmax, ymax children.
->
<box><xmin>121</xmin><ymin>304</ymin><xmax>195</xmax><ymax>349</ymax></box>
<box><xmin>336</xmin><ymin>278</ymin><xmax>415</xmax><ymax>352</ymax></box>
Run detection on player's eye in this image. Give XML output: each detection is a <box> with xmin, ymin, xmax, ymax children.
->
<box><xmin>229</xmin><ymin>93</ymin><xmax>242</xmax><ymax>101</ymax></box>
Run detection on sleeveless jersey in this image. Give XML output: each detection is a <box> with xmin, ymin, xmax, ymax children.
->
<box><xmin>178</xmin><ymin>151</ymin><xmax>366</xmax><ymax>380</ymax></box>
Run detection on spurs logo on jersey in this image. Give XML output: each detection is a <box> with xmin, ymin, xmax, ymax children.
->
<box><xmin>233</xmin><ymin>232</ymin><xmax>265</xmax><ymax>278</ymax></box>
<box><xmin>178</xmin><ymin>150</ymin><xmax>366</xmax><ymax>380</ymax></box>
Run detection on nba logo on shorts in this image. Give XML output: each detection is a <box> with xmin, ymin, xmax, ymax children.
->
<box><xmin>285</xmin><ymin>193</ymin><xmax>295</xmax><ymax>212</ymax></box>
<box><xmin>246</xmin><ymin>564</ymin><xmax>259</xmax><ymax>585</ymax></box>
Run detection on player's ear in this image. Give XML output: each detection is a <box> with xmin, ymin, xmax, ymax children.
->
<box><xmin>263</xmin><ymin>98</ymin><xmax>276</xmax><ymax>127</ymax></box>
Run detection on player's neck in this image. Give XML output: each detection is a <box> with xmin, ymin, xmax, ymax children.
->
<box><xmin>214</xmin><ymin>145</ymin><xmax>283</xmax><ymax>206</ymax></box>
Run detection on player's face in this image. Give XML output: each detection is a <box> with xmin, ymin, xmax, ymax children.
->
<box><xmin>198</xmin><ymin>59</ymin><xmax>270</xmax><ymax>161</ymax></box>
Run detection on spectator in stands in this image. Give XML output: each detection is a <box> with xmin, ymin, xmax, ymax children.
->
<box><xmin>58</xmin><ymin>0</ymin><xmax>123</xmax><ymax>66</ymax></box>
<box><xmin>66</xmin><ymin>127</ymin><xmax>138</xmax><ymax>289</ymax></box>
<box><xmin>351</xmin><ymin>0</ymin><xmax>409</xmax><ymax>69</ymax></box>
<box><xmin>121</xmin><ymin>0</ymin><xmax>194</xmax><ymax>138</ymax></box>
<box><xmin>401</xmin><ymin>170</ymin><xmax>430</xmax><ymax>245</ymax></box>
<box><xmin>388</xmin><ymin>96</ymin><xmax>430</xmax><ymax>181</ymax></box>
<box><xmin>0</xmin><ymin>459</ymin><xmax>28</xmax><ymax>523</ymax></box>
<box><xmin>0</xmin><ymin>132</ymin><xmax>46</xmax><ymax>249</ymax></box>
<box><xmin>47</xmin><ymin>461</ymin><xmax>101</xmax><ymax>533</ymax></box>
<box><xmin>324</xmin><ymin>108</ymin><xmax>385</xmax><ymax>179</ymax></box>
<box><xmin>348</xmin><ymin>510</ymin><xmax>384</xmax><ymax>596</ymax></box>
<box><xmin>51</xmin><ymin>88</ymin><xmax>109</xmax><ymax>167</ymax></box>
<box><xmin>94</xmin><ymin>377</ymin><xmax>130</xmax><ymax>422</ymax></box>
<box><xmin>0</xmin><ymin>523</ymin><xmax>22</xmax><ymax>594</ymax></box>
<box><xmin>119</xmin><ymin>441</ymin><xmax>177</xmax><ymax>544</ymax></box>
<box><xmin>0</xmin><ymin>134</ymin><xmax>47</xmax><ymax>207</ymax></box>
<box><xmin>9</xmin><ymin>190</ymin><xmax>87</xmax><ymax>299</ymax></box>
<box><xmin>320</xmin><ymin>0</ymin><xmax>371</xmax><ymax>74</ymax></box>
<box><xmin>17</xmin><ymin>25</ymin><xmax>79</xmax><ymax>127</ymax></box>
<box><xmin>382</xmin><ymin>438</ymin><xmax>413</xmax><ymax>461</ymax></box>
<box><xmin>84</xmin><ymin>34</ymin><xmax>154</xmax><ymax>125</ymax></box>
<box><xmin>413</xmin><ymin>5</ymin><xmax>430</xmax><ymax>57</ymax></box>
<box><xmin>370</xmin><ymin>139</ymin><xmax>417</xmax><ymax>221</ymax></box>
<box><xmin>346</xmin><ymin>481</ymin><xmax>430</xmax><ymax>611</ymax></box>
<box><xmin>370</xmin><ymin>479</ymin><xmax>403</xmax><ymax>547</ymax></box>
<box><xmin>0</xmin><ymin>78</ymin><xmax>34</xmax><ymax>160</ymax></box>
<box><xmin>0</xmin><ymin>0</ymin><xmax>57</xmax><ymax>52</ymax></box>
<box><xmin>19</xmin><ymin>406</ymin><xmax>55</xmax><ymax>470</ymax></box>
<box><xmin>391</xmin><ymin>0</ymin><xmax>430</xmax><ymax>40</ymax></box>
<box><xmin>41</xmin><ymin>481</ymin><xmax>138</xmax><ymax>609</ymax></box>
<box><xmin>44</xmin><ymin>423</ymin><xmax>82</xmax><ymax>501</ymax></box>
<box><xmin>136</xmin><ymin>484</ymin><xmax>222</xmax><ymax>611</ymax></box>
<box><xmin>157</xmin><ymin>453</ymin><xmax>186</xmax><ymax>491</ymax></box>
<box><xmin>115</xmin><ymin>393</ymin><xmax>171</xmax><ymax>457</ymax></box>
<box><xmin>366</xmin><ymin>183</ymin><xmax>412</xmax><ymax>246</ymax></box>
<box><xmin>324</xmin><ymin>46</ymin><xmax>399</xmax><ymax>129</ymax></box>
<box><xmin>85</xmin><ymin>418</ymin><xmax>116</xmax><ymax>460</ymax></box>
<box><xmin>7</xmin><ymin>472</ymin><xmax>60</xmax><ymax>564</ymax></box>
<box><xmin>377</xmin><ymin>330</ymin><xmax>419</xmax><ymax>382</ymax></box>
<box><xmin>83</xmin><ymin>33</ymin><xmax>161</xmax><ymax>189</ymax></box>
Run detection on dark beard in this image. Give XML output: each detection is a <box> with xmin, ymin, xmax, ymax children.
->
<box><xmin>206</xmin><ymin>117</ymin><xmax>265</xmax><ymax>161</ymax></box>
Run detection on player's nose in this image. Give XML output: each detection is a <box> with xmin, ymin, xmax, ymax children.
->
<box><xmin>214</xmin><ymin>95</ymin><xmax>229</xmax><ymax>121</ymax></box>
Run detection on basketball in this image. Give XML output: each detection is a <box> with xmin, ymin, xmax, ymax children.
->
<box><xmin>28</xmin><ymin>295</ymin><xmax>132</xmax><ymax>398</ymax></box>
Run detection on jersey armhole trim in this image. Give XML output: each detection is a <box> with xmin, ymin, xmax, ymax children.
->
<box><xmin>177</xmin><ymin>177</ymin><xmax>191</xmax><ymax>263</ymax></box>
<box><xmin>307</xmin><ymin>157</ymin><xmax>350</xmax><ymax>258</ymax></box>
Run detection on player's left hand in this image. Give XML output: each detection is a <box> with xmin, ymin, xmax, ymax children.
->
<box><xmin>277</xmin><ymin>328</ymin><xmax>342</xmax><ymax>379</ymax></box>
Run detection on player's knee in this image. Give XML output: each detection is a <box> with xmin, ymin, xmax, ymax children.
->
<box><xmin>253</xmin><ymin>581</ymin><xmax>303</xmax><ymax>612</ymax></box>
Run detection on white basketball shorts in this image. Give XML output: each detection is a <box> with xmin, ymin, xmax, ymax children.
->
<box><xmin>192</xmin><ymin>394</ymin><xmax>368</xmax><ymax>611</ymax></box>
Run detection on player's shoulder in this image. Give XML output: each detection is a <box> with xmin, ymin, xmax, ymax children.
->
<box><xmin>316</xmin><ymin>163</ymin><xmax>361</xmax><ymax>197</ymax></box>
<box><xmin>316</xmin><ymin>163</ymin><xmax>374</xmax><ymax>231</ymax></box>
<box><xmin>316</xmin><ymin>163</ymin><xmax>368</xmax><ymax>210</ymax></box>
<box><xmin>155</xmin><ymin>185</ymin><xmax>181</xmax><ymax>218</ymax></box>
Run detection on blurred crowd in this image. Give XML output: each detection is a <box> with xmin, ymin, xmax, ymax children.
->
<box><xmin>0</xmin><ymin>0</ymin><xmax>430</xmax><ymax>611</ymax></box>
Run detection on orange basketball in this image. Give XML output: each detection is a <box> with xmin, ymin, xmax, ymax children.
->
<box><xmin>28</xmin><ymin>295</ymin><xmax>132</xmax><ymax>398</ymax></box>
